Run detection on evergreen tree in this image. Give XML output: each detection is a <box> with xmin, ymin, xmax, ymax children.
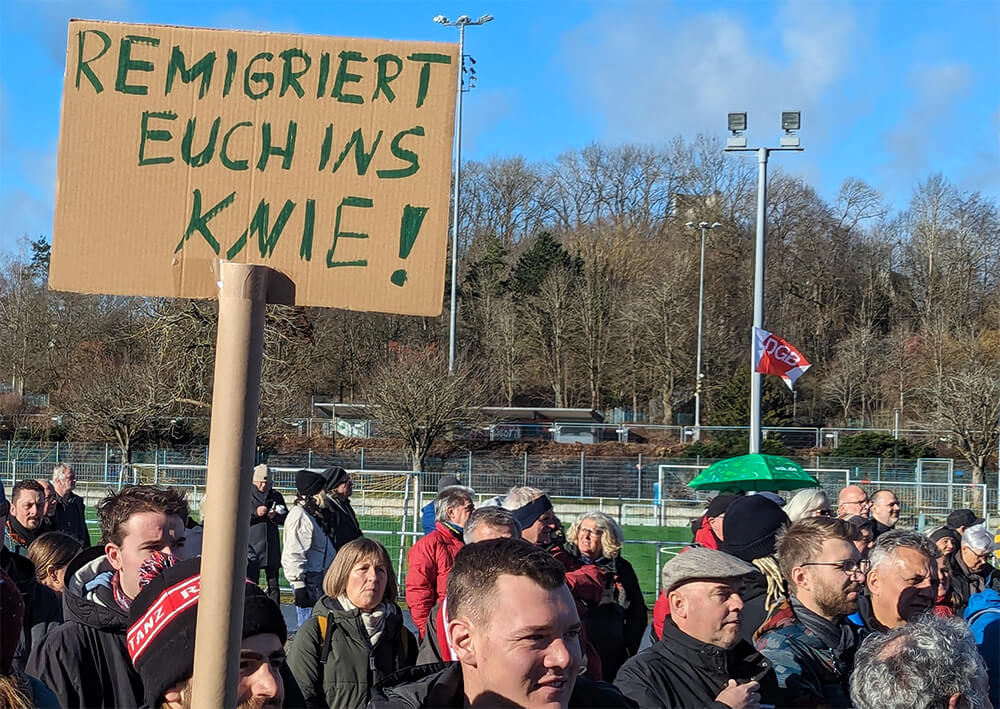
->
<box><xmin>510</xmin><ymin>231</ymin><xmax>574</xmax><ymax>297</ymax></box>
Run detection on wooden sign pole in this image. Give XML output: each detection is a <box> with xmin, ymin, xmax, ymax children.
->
<box><xmin>190</xmin><ymin>262</ymin><xmax>269</xmax><ymax>707</ymax></box>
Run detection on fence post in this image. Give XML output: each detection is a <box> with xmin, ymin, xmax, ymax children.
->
<box><xmin>579</xmin><ymin>451</ymin><xmax>585</xmax><ymax>497</ymax></box>
<box><xmin>876</xmin><ymin>458</ymin><xmax>881</xmax><ymax>483</ymax></box>
<box><xmin>55</xmin><ymin>441</ymin><xmax>60</xmax><ymax>463</ymax></box>
<box><xmin>637</xmin><ymin>454</ymin><xmax>643</xmax><ymax>498</ymax></box>
<box><xmin>308</xmin><ymin>448</ymin><xmax>313</xmax><ymax>468</ymax></box>
<box><xmin>467</xmin><ymin>450</ymin><xmax>473</xmax><ymax>488</ymax></box>
<box><xmin>104</xmin><ymin>443</ymin><xmax>110</xmax><ymax>485</ymax></box>
<box><xmin>522</xmin><ymin>451</ymin><xmax>528</xmax><ymax>486</ymax></box>
<box><xmin>360</xmin><ymin>448</ymin><xmax>365</xmax><ymax>470</ymax></box>
<box><xmin>154</xmin><ymin>446</ymin><xmax>160</xmax><ymax>484</ymax></box>
<box><xmin>11</xmin><ymin>459</ymin><xmax>16</xmax><ymax>484</ymax></box>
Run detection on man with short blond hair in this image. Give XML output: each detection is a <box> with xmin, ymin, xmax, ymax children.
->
<box><xmin>370</xmin><ymin>538</ymin><xmax>631</xmax><ymax>708</ymax></box>
<box><xmin>756</xmin><ymin>517</ymin><xmax>864</xmax><ymax>707</ymax></box>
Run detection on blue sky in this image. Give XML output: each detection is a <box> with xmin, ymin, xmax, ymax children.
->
<box><xmin>1</xmin><ymin>0</ymin><xmax>997</xmax><ymax>254</ymax></box>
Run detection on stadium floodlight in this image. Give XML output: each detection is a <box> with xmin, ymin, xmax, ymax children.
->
<box><xmin>434</xmin><ymin>11</ymin><xmax>494</xmax><ymax>374</ymax></box>
<box><xmin>728</xmin><ymin>112</ymin><xmax>747</xmax><ymax>134</ymax></box>
<box><xmin>781</xmin><ymin>111</ymin><xmax>801</xmax><ymax>132</ymax></box>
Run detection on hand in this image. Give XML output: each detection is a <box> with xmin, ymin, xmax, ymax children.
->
<box><xmin>256</xmin><ymin>505</ymin><xmax>268</xmax><ymax>517</ymax></box>
<box><xmin>293</xmin><ymin>587</ymin><xmax>311</xmax><ymax>608</ymax></box>
<box><xmin>716</xmin><ymin>679</ymin><xmax>761</xmax><ymax>709</ymax></box>
<box><xmin>267</xmin><ymin>509</ymin><xmax>277</xmax><ymax>518</ymax></box>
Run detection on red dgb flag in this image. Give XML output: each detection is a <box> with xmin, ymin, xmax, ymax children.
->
<box><xmin>753</xmin><ymin>327</ymin><xmax>811</xmax><ymax>390</ymax></box>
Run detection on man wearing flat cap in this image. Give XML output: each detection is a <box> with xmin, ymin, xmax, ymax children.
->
<box><xmin>615</xmin><ymin>547</ymin><xmax>778</xmax><ymax>709</ymax></box>
<box><xmin>282</xmin><ymin>467</ymin><xmax>363</xmax><ymax>626</ymax></box>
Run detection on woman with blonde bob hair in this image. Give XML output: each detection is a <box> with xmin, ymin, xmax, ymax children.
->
<box><xmin>564</xmin><ymin>511</ymin><xmax>647</xmax><ymax>681</ymax></box>
<box><xmin>784</xmin><ymin>488</ymin><xmax>833</xmax><ymax>522</ymax></box>
<box><xmin>287</xmin><ymin>538</ymin><xmax>415</xmax><ymax>708</ymax></box>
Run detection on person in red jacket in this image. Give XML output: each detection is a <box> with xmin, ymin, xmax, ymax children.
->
<box><xmin>405</xmin><ymin>485</ymin><xmax>474</xmax><ymax>638</ymax></box>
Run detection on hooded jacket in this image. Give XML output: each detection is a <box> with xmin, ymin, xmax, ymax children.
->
<box><xmin>249</xmin><ymin>485</ymin><xmax>288</xmax><ymax>570</ymax></box>
<box><xmin>26</xmin><ymin>545</ymin><xmax>145</xmax><ymax>709</ymax></box>
<box><xmin>405</xmin><ymin>521</ymin><xmax>464</xmax><ymax>638</ymax></box>
<box><xmin>614</xmin><ymin>617</ymin><xmax>778</xmax><ymax>709</ymax></box>
<box><xmin>287</xmin><ymin>595</ymin><xmax>416</xmax><ymax>709</ymax></box>
<box><xmin>964</xmin><ymin>585</ymin><xmax>1000</xmax><ymax>708</ymax></box>
<box><xmin>367</xmin><ymin>660</ymin><xmax>635</xmax><ymax>708</ymax></box>
<box><xmin>753</xmin><ymin>597</ymin><xmax>857</xmax><ymax>707</ymax></box>
<box><xmin>0</xmin><ymin>546</ymin><xmax>62</xmax><ymax>673</ymax></box>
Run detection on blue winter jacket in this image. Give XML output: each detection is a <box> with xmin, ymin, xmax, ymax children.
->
<box><xmin>964</xmin><ymin>586</ymin><xmax>1000</xmax><ymax>708</ymax></box>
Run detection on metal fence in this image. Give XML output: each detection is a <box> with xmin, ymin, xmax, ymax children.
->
<box><xmin>4</xmin><ymin>441</ymin><xmax>998</xmax><ymax>605</ymax></box>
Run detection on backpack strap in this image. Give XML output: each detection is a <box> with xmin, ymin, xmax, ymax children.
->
<box><xmin>319</xmin><ymin>613</ymin><xmax>336</xmax><ymax>665</ymax></box>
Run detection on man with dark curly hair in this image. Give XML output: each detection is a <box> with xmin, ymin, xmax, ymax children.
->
<box><xmin>27</xmin><ymin>485</ymin><xmax>190</xmax><ymax>709</ymax></box>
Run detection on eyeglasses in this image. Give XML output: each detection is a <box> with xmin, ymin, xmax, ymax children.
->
<box><xmin>816</xmin><ymin>509</ymin><xmax>834</xmax><ymax>517</ymax></box>
<box><xmin>971</xmin><ymin>550</ymin><xmax>994</xmax><ymax>562</ymax></box>
<box><xmin>842</xmin><ymin>498</ymin><xmax>871</xmax><ymax>507</ymax></box>
<box><xmin>578</xmin><ymin>527</ymin><xmax>604</xmax><ymax>537</ymax></box>
<box><xmin>801</xmin><ymin>559</ymin><xmax>871</xmax><ymax>575</ymax></box>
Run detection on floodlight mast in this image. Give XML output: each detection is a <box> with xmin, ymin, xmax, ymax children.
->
<box><xmin>434</xmin><ymin>12</ymin><xmax>494</xmax><ymax>374</ymax></box>
<box><xmin>725</xmin><ymin>112</ymin><xmax>803</xmax><ymax>454</ymax></box>
<box><xmin>685</xmin><ymin>220</ymin><xmax>723</xmax><ymax>441</ymax></box>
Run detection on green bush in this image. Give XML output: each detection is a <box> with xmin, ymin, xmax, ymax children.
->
<box><xmin>830</xmin><ymin>431</ymin><xmax>936</xmax><ymax>458</ymax></box>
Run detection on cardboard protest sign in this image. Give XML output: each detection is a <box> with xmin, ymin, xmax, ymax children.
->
<box><xmin>49</xmin><ymin>20</ymin><xmax>458</xmax><ymax>316</ymax></box>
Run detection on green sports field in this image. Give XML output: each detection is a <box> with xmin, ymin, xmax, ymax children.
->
<box><xmin>85</xmin><ymin>513</ymin><xmax>690</xmax><ymax>605</ymax></box>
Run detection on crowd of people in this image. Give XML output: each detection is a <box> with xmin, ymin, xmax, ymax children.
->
<box><xmin>1</xmin><ymin>464</ymin><xmax>998</xmax><ymax>708</ymax></box>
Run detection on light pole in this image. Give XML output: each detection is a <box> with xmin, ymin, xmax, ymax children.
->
<box><xmin>434</xmin><ymin>13</ymin><xmax>493</xmax><ymax>374</ymax></box>
<box><xmin>724</xmin><ymin>111</ymin><xmax>803</xmax><ymax>454</ymax></box>
<box><xmin>685</xmin><ymin>220</ymin><xmax>721</xmax><ymax>441</ymax></box>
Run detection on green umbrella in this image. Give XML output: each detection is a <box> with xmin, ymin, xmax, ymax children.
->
<box><xmin>687</xmin><ymin>453</ymin><xmax>818</xmax><ymax>493</ymax></box>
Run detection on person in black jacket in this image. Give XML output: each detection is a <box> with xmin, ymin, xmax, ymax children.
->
<box><xmin>249</xmin><ymin>464</ymin><xmax>288</xmax><ymax>605</ymax></box>
<box><xmin>370</xmin><ymin>538</ymin><xmax>633</xmax><ymax>709</ymax></box>
<box><xmin>51</xmin><ymin>464</ymin><xmax>91</xmax><ymax>547</ymax></box>
<box><xmin>615</xmin><ymin>547</ymin><xmax>779</xmax><ymax>709</ymax></box>
<box><xmin>27</xmin><ymin>484</ymin><xmax>190</xmax><ymax>709</ymax></box>
<box><xmin>0</xmin><ymin>498</ymin><xmax>62</xmax><ymax>675</ymax></box>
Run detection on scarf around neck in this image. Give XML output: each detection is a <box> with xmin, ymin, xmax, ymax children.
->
<box><xmin>338</xmin><ymin>595</ymin><xmax>393</xmax><ymax>646</ymax></box>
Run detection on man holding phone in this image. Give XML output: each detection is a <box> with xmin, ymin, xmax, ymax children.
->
<box><xmin>615</xmin><ymin>547</ymin><xmax>778</xmax><ymax>709</ymax></box>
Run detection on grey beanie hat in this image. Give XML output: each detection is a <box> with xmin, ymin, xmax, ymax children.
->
<box><xmin>661</xmin><ymin>547</ymin><xmax>757</xmax><ymax>593</ymax></box>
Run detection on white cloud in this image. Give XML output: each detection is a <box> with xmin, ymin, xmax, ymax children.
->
<box><xmin>559</xmin><ymin>0</ymin><xmax>856</xmax><ymax>146</ymax></box>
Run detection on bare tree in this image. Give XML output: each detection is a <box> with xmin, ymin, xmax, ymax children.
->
<box><xmin>364</xmin><ymin>349</ymin><xmax>490</xmax><ymax>471</ymax></box>
<box><xmin>926</xmin><ymin>344</ymin><xmax>1000</xmax><ymax>488</ymax></box>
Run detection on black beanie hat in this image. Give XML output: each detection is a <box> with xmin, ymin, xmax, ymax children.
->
<box><xmin>323</xmin><ymin>466</ymin><xmax>350</xmax><ymax>490</ymax></box>
<box><xmin>127</xmin><ymin>557</ymin><xmax>287</xmax><ymax>707</ymax></box>
<box><xmin>296</xmin><ymin>468</ymin><xmax>325</xmax><ymax>496</ymax></box>
<box><xmin>929</xmin><ymin>526</ymin><xmax>960</xmax><ymax>545</ymax></box>
<box><xmin>721</xmin><ymin>494</ymin><xmax>789</xmax><ymax>562</ymax></box>
<box><xmin>706</xmin><ymin>494</ymin><xmax>740</xmax><ymax>519</ymax></box>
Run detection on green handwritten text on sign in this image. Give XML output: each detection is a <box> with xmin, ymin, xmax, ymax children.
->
<box><xmin>50</xmin><ymin>20</ymin><xmax>458</xmax><ymax>316</ymax></box>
